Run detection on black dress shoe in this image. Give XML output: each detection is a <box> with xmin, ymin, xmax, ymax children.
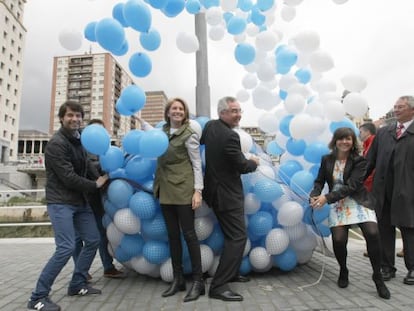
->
<box><xmin>183</xmin><ymin>280</ymin><xmax>205</xmax><ymax>302</ymax></box>
<box><xmin>381</xmin><ymin>269</ymin><xmax>396</xmax><ymax>281</ymax></box>
<box><xmin>231</xmin><ymin>275</ymin><xmax>250</xmax><ymax>283</ymax></box>
<box><xmin>372</xmin><ymin>274</ymin><xmax>391</xmax><ymax>299</ymax></box>
<box><xmin>403</xmin><ymin>270</ymin><xmax>414</xmax><ymax>285</ymax></box>
<box><xmin>162</xmin><ymin>276</ymin><xmax>186</xmax><ymax>297</ymax></box>
<box><xmin>209</xmin><ymin>290</ymin><xmax>243</xmax><ymax>301</ymax></box>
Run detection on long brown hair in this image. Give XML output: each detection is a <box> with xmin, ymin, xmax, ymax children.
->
<box><xmin>328</xmin><ymin>127</ymin><xmax>360</xmax><ymax>157</ymax></box>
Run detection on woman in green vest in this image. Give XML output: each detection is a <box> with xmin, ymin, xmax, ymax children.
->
<box><xmin>152</xmin><ymin>98</ymin><xmax>204</xmax><ymax>302</ymax></box>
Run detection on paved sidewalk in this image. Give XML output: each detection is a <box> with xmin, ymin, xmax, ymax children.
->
<box><xmin>0</xmin><ymin>238</ymin><xmax>412</xmax><ymax>311</ymax></box>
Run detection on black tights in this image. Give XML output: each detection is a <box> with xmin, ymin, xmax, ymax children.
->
<box><xmin>331</xmin><ymin>222</ymin><xmax>382</xmax><ymax>275</ymax></box>
<box><xmin>161</xmin><ymin>204</ymin><xmax>202</xmax><ymax>281</ymax></box>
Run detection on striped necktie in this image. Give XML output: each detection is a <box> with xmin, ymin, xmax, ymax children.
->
<box><xmin>396</xmin><ymin>124</ymin><xmax>404</xmax><ymax>139</ymax></box>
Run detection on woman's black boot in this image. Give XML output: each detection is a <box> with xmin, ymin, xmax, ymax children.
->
<box><xmin>373</xmin><ymin>273</ymin><xmax>391</xmax><ymax>299</ymax></box>
<box><xmin>162</xmin><ymin>275</ymin><xmax>186</xmax><ymax>297</ymax></box>
<box><xmin>337</xmin><ymin>268</ymin><xmax>349</xmax><ymax>288</ymax></box>
<box><xmin>183</xmin><ymin>280</ymin><xmax>205</xmax><ymax>302</ymax></box>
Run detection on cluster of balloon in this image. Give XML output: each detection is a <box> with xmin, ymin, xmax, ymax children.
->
<box><xmin>75</xmin><ymin>0</ymin><xmax>372</xmax><ymax>280</ymax></box>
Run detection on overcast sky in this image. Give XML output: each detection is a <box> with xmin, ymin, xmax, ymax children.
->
<box><xmin>20</xmin><ymin>0</ymin><xmax>414</xmax><ymax>132</ymax></box>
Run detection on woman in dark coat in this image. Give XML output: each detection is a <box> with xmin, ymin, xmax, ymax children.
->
<box><xmin>310</xmin><ymin>127</ymin><xmax>390</xmax><ymax>299</ymax></box>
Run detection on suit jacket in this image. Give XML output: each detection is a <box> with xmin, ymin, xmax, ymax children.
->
<box><xmin>366</xmin><ymin>121</ymin><xmax>414</xmax><ymax>226</ymax></box>
<box><xmin>200</xmin><ymin>119</ymin><xmax>257</xmax><ymax>212</ymax></box>
<box><xmin>310</xmin><ymin>153</ymin><xmax>374</xmax><ymax>209</ymax></box>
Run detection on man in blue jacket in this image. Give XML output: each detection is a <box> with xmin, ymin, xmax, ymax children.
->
<box><xmin>27</xmin><ymin>101</ymin><xmax>108</xmax><ymax>311</ymax></box>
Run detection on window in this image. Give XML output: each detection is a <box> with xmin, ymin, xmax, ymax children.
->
<box><xmin>26</xmin><ymin>141</ymin><xmax>32</xmax><ymax>153</ymax></box>
<box><xmin>8</xmin><ymin>69</ymin><xmax>12</xmax><ymax>76</ymax></box>
<box><xmin>3</xmin><ymin>130</ymin><xmax>7</xmax><ymax>138</ymax></box>
<box><xmin>0</xmin><ymin>62</ymin><xmax>4</xmax><ymax>69</ymax></box>
<box><xmin>11</xmin><ymin>118</ymin><xmax>15</xmax><ymax>125</ymax></box>
<box><xmin>1</xmin><ymin>47</ymin><xmax>5</xmax><ymax>54</ymax></box>
<box><xmin>7</xmin><ymin>84</ymin><xmax>10</xmax><ymax>91</ymax></box>
<box><xmin>11</xmin><ymin>39</ymin><xmax>14</xmax><ymax>46</ymax></box>
<box><xmin>3</xmin><ymin>31</ymin><xmax>7</xmax><ymax>39</ymax></box>
<box><xmin>11</xmin><ymin>134</ymin><xmax>14</xmax><ymax>141</ymax></box>
<box><xmin>15</xmin><ymin>74</ymin><xmax>19</xmax><ymax>81</ymax></box>
<box><xmin>5</xmin><ymin>16</ymin><xmax>9</xmax><ymax>23</ymax></box>
<box><xmin>4</xmin><ymin>115</ymin><xmax>7</xmax><ymax>122</ymax></box>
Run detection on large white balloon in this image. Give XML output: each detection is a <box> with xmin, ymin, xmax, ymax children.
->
<box><xmin>58</xmin><ymin>28</ymin><xmax>83</xmax><ymax>51</ymax></box>
<box><xmin>289</xmin><ymin>114</ymin><xmax>313</xmax><ymax>139</ymax></box>
<box><xmin>234</xmin><ymin>128</ymin><xmax>253</xmax><ymax>153</ymax></box>
<box><xmin>280</xmin><ymin>6</ymin><xmax>296</xmax><ymax>22</ymax></box>
<box><xmin>258</xmin><ymin>113</ymin><xmax>279</xmax><ymax>133</ymax></box>
<box><xmin>176</xmin><ymin>32</ymin><xmax>199</xmax><ymax>53</ymax></box>
<box><xmin>284</xmin><ymin>0</ymin><xmax>304</xmax><ymax>6</ymax></box>
<box><xmin>221</xmin><ymin>0</ymin><xmax>238</xmax><ymax>11</ymax></box>
<box><xmin>284</xmin><ymin>93</ymin><xmax>306</xmax><ymax>114</ymax></box>
<box><xmin>242</xmin><ymin>73</ymin><xmax>258</xmax><ymax>89</ymax></box>
<box><xmin>340</xmin><ymin>73</ymin><xmax>367</xmax><ymax>92</ymax></box>
<box><xmin>265</xmin><ymin>228</ymin><xmax>289</xmax><ymax>255</ymax></box>
<box><xmin>323</xmin><ymin>100</ymin><xmax>346</xmax><ymax>121</ymax></box>
<box><xmin>256</xmin><ymin>61</ymin><xmax>276</xmax><ymax>82</ymax></box>
<box><xmin>205</xmin><ymin>7</ymin><xmax>223</xmax><ymax>26</ymax></box>
<box><xmin>309</xmin><ymin>50</ymin><xmax>334</xmax><ymax>72</ymax></box>
<box><xmin>255</xmin><ymin>30</ymin><xmax>279</xmax><ymax>52</ymax></box>
<box><xmin>342</xmin><ymin>92</ymin><xmax>368</xmax><ymax>117</ymax></box>
<box><xmin>236</xmin><ymin>89</ymin><xmax>250</xmax><ymax>102</ymax></box>
<box><xmin>293</xmin><ymin>30</ymin><xmax>320</xmax><ymax>53</ymax></box>
<box><xmin>209</xmin><ymin>25</ymin><xmax>225</xmax><ymax>41</ymax></box>
<box><xmin>277</xmin><ymin>201</ymin><xmax>304</xmax><ymax>227</ymax></box>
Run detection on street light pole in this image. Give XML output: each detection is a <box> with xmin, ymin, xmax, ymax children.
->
<box><xmin>195</xmin><ymin>13</ymin><xmax>211</xmax><ymax>117</ymax></box>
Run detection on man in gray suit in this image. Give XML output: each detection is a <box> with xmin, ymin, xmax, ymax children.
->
<box><xmin>201</xmin><ymin>96</ymin><xmax>259</xmax><ymax>301</ymax></box>
<box><xmin>366</xmin><ymin>95</ymin><xmax>414</xmax><ymax>285</ymax></box>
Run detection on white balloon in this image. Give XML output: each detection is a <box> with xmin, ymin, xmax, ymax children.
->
<box><xmin>205</xmin><ymin>7</ymin><xmax>223</xmax><ymax>26</ymax></box>
<box><xmin>249</xmin><ymin>247</ymin><xmax>271</xmax><ymax>270</ymax></box>
<box><xmin>340</xmin><ymin>73</ymin><xmax>367</xmax><ymax>92</ymax></box>
<box><xmin>289</xmin><ymin>114</ymin><xmax>312</xmax><ymax>139</ymax></box>
<box><xmin>244</xmin><ymin>193</ymin><xmax>261</xmax><ymax>215</ymax></box>
<box><xmin>277</xmin><ymin>201</ymin><xmax>304</xmax><ymax>227</ymax></box>
<box><xmin>242</xmin><ymin>73</ymin><xmax>258</xmax><ymax>89</ymax></box>
<box><xmin>195</xmin><ymin>216</ymin><xmax>214</xmax><ymax>241</ymax></box>
<box><xmin>246</xmin><ymin>23</ymin><xmax>260</xmax><ymax>36</ymax></box>
<box><xmin>281</xmin><ymin>6</ymin><xmax>296</xmax><ymax>22</ymax></box>
<box><xmin>255</xmin><ymin>30</ymin><xmax>279</xmax><ymax>52</ymax></box>
<box><xmin>284</xmin><ymin>0</ymin><xmax>304</xmax><ymax>6</ymax></box>
<box><xmin>243</xmin><ymin>238</ymin><xmax>252</xmax><ymax>257</ymax></box>
<box><xmin>257</xmin><ymin>164</ymin><xmax>276</xmax><ymax>180</ymax></box>
<box><xmin>200</xmin><ymin>244</ymin><xmax>214</xmax><ymax>272</ymax></box>
<box><xmin>332</xmin><ymin>0</ymin><xmax>349</xmax><ymax>4</ymax></box>
<box><xmin>265</xmin><ymin>228</ymin><xmax>289</xmax><ymax>255</ymax></box>
<box><xmin>58</xmin><ymin>28</ymin><xmax>83</xmax><ymax>51</ymax></box>
<box><xmin>293</xmin><ymin>30</ymin><xmax>320</xmax><ymax>53</ymax></box>
<box><xmin>252</xmin><ymin>85</ymin><xmax>279</xmax><ymax>110</ymax></box>
<box><xmin>106</xmin><ymin>222</ymin><xmax>124</xmax><ymax>249</ymax></box>
<box><xmin>244</xmin><ymin>62</ymin><xmax>258</xmax><ymax>73</ymax></box>
<box><xmin>323</xmin><ymin>100</ymin><xmax>346</xmax><ymax>121</ymax></box>
<box><xmin>309</xmin><ymin>50</ymin><xmax>334</xmax><ymax>72</ymax></box>
<box><xmin>208</xmin><ymin>255</ymin><xmax>220</xmax><ymax>276</ymax></box>
<box><xmin>233</xmin><ymin>33</ymin><xmax>246</xmax><ymax>43</ymax></box>
<box><xmin>279</xmin><ymin>74</ymin><xmax>298</xmax><ymax>91</ymax></box>
<box><xmin>284</xmin><ymin>223</ymin><xmax>306</xmax><ymax>241</ymax></box>
<box><xmin>176</xmin><ymin>32</ymin><xmax>199</xmax><ymax>53</ymax></box>
<box><xmin>236</xmin><ymin>89</ymin><xmax>250</xmax><ymax>102</ymax></box>
<box><xmin>284</xmin><ymin>93</ymin><xmax>306</xmax><ymax>114</ymax></box>
<box><xmin>287</xmin><ymin>83</ymin><xmax>311</xmax><ymax>98</ymax></box>
<box><xmin>258</xmin><ymin>113</ymin><xmax>279</xmax><ymax>133</ymax></box>
<box><xmin>113</xmin><ymin>208</ymin><xmax>140</xmax><ymax>235</ymax></box>
<box><xmin>311</xmin><ymin>77</ymin><xmax>337</xmax><ymax>93</ymax></box>
<box><xmin>209</xmin><ymin>25</ymin><xmax>225</xmax><ymax>41</ymax></box>
<box><xmin>305</xmin><ymin>101</ymin><xmax>324</xmax><ymax>117</ymax></box>
<box><xmin>189</xmin><ymin>119</ymin><xmax>202</xmax><ymax>138</ymax></box>
<box><xmin>160</xmin><ymin>258</ymin><xmax>174</xmax><ymax>282</ymax></box>
<box><xmin>234</xmin><ymin>128</ymin><xmax>253</xmax><ymax>153</ymax></box>
<box><xmin>221</xmin><ymin>0</ymin><xmax>238</xmax><ymax>11</ymax></box>
<box><xmin>342</xmin><ymin>92</ymin><xmax>368</xmax><ymax>117</ymax></box>
<box><xmin>257</xmin><ymin>61</ymin><xmax>275</xmax><ymax>82</ymax></box>
<box><xmin>195</xmin><ymin>200</ymin><xmax>212</xmax><ymax>217</ymax></box>
<box><xmin>130</xmin><ymin>256</ymin><xmax>158</xmax><ymax>275</ymax></box>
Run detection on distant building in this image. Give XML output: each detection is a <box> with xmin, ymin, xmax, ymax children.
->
<box><xmin>0</xmin><ymin>0</ymin><xmax>26</xmax><ymax>163</ymax></box>
<box><xmin>140</xmin><ymin>91</ymin><xmax>167</xmax><ymax>126</ymax></box>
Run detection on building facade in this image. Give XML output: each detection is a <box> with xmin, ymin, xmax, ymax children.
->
<box><xmin>50</xmin><ymin>52</ymin><xmax>139</xmax><ymax>141</ymax></box>
<box><xmin>0</xmin><ymin>0</ymin><xmax>26</xmax><ymax>163</ymax></box>
<box><xmin>140</xmin><ymin>91</ymin><xmax>167</xmax><ymax>126</ymax></box>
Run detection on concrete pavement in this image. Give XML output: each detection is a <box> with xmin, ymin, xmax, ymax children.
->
<box><xmin>0</xmin><ymin>237</ymin><xmax>412</xmax><ymax>311</ymax></box>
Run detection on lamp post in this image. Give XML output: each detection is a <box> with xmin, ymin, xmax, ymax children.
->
<box><xmin>195</xmin><ymin>13</ymin><xmax>211</xmax><ymax>117</ymax></box>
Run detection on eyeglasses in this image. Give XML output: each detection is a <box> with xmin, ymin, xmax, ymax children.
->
<box><xmin>225</xmin><ymin>108</ymin><xmax>243</xmax><ymax>114</ymax></box>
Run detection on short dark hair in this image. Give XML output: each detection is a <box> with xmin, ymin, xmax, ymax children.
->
<box><xmin>359</xmin><ymin>122</ymin><xmax>376</xmax><ymax>135</ymax></box>
<box><xmin>328</xmin><ymin>127</ymin><xmax>360</xmax><ymax>156</ymax></box>
<box><xmin>58</xmin><ymin>100</ymin><xmax>84</xmax><ymax>120</ymax></box>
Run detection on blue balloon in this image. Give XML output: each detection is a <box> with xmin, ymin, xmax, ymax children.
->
<box><xmin>286</xmin><ymin>138</ymin><xmax>306</xmax><ymax>156</ymax></box>
<box><xmin>279</xmin><ymin>89</ymin><xmax>287</xmax><ymax>100</ymax></box>
<box><xmin>112</xmin><ymin>2</ymin><xmax>128</xmax><ymax>27</ymax></box>
<box><xmin>222</xmin><ymin>12</ymin><xmax>233</xmax><ymax>23</ymax></box>
<box><xmin>140</xmin><ymin>28</ymin><xmax>161</xmax><ymax>51</ymax></box>
<box><xmin>103</xmin><ymin>199</ymin><xmax>118</xmax><ymax>218</ymax></box>
<box><xmin>200</xmin><ymin>0</ymin><xmax>219</xmax><ymax>9</ymax></box>
<box><xmin>155</xmin><ymin>120</ymin><xmax>166</xmax><ymax>128</ymax></box>
<box><xmin>329</xmin><ymin>118</ymin><xmax>357</xmax><ymax>134</ymax></box>
<box><xmin>278</xmin><ymin>160</ymin><xmax>303</xmax><ymax>185</ymax></box>
<box><xmin>295</xmin><ymin>68</ymin><xmax>312</xmax><ymax>84</ymax></box>
<box><xmin>148</xmin><ymin>0</ymin><xmax>168</xmax><ymax>9</ymax></box>
<box><xmin>95</xmin><ymin>18</ymin><xmax>125</xmax><ymax>53</ymax></box>
<box><xmin>139</xmin><ymin>129</ymin><xmax>169</xmax><ymax>158</ymax></box>
<box><xmin>275</xmin><ymin>45</ymin><xmax>298</xmax><ymax>68</ymax></box>
<box><xmin>227</xmin><ymin>16</ymin><xmax>247</xmax><ymax>35</ymax></box>
<box><xmin>253</xmin><ymin>178</ymin><xmax>283</xmax><ymax>202</ymax></box>
<box><xmin>119</xmin><ymin>233</ymin><xmax>145</xmax><ymax>258</ymax></box>
<box><xmin>239</xmin><ymin>256</ymin><xmax>252</xmax><ymax>275</ymax></box>
<box><xmin>234</xmin><ymin>43</ymin><xmax>256</xmax><ymax>65</ymax></box>
<box><xmin>249</xmin><ymin>211</ymin><xmax>273</xmax><ymax>236</ymax></box>
<box><xmin>256</xmin><ymin>0</ymin><xmax>274</xmax><ymax>11</ymax></box>
<box><xmin>116</xmin><ymin>98</ymin><xmax>135</xmax><ymax>116</ymax></box>
<box><xmin>102</xmin><ymin>214</ymin><xmax>112</xmax><ymax>228</ymax></box>
<box><xmin>114</xmin><ymin>246</ymin><xmax>131</xmax><ymax>262</ymax></box>
<box><xmin>205</xmin><ymin>224</ymin><xmax>224</xmax><ymax>254</ymax></box>
<box><xmin>142</xmin><ymin>240</ymin><xmax>169</xmax><ymax>264</ymax></box>
<box><xmin>81</xmin><ymin>124</ymin><xmax>110</xmax><ymax>155</ymax></box>
<box><xmin>276</xmin><ymin>64</ymin><xmax>291</xmax><ymax>75</ymax></box>
<box><xmin>266</xmin><ymin>141</ymin><xmax>285</xmax><ymax>156</ymax></box>
<box><xmin>273</xmin><ymin>247</ymin><xmax>297</xmax><ymax>271</ymax></box>
<box><xmin>123</xmin><ymin>0</ymin><xmax>152</xmax><ymax>32</ymax></box>
<box><xmin>312</xmin><ymin>222</ymin><xmax>331</xmax><ymax>237</ymax></box>
<box><xmin>303</xmin><ymin>204</ymin><xmax>330</xmax><ymax>225</ymax></box>
<box><xmin>100</xmin><ymin>146</ymin><xmax>125</xmax><ymax>173</ymax></box>
<box><xmin>129</xmin><ymin>191</ymin><xmax>157</xmax><ymax>220</ymax></box>
<box><xmin>250</xmin><ymin>7</ymin><xmax>265</xmax><ymax>26</ymax></box>
<box><xmin>129</xmin><ymin>52</ymin><xmax>152</xmax><ymax>77</ymax></box>
<box><xmin>122</xmin><ymin>129</ymin><xmax>143</xmax><ymax>155</ymax></box>
<box><xmin>195</xmin><ymin>116</ymin><xmax>210</xmax><ymax>130</ymax></box>
<box><xmin>303</xmin><ymin>142</ymin><xmax>330</xmax><ymax>164</ymax></box>
<box><xmin>108</xmin><ymin>168</ymin><xmax>128</xmax><ymax>180</ymax></box>
<box><xmin>238</xmin><ymin>0</ymin><xmax>253</xmax><ymax>11</ymax></box>
<box><xmin>125</xmin><ymin>155</ymin><xmax>154</xmax><ymax>183</ymax></box>
<box><xmin>290</xmin><ymin>170</ymin><xmax>315</xmax><ymax>197</ymax></box>
<box><xmin>279</xmin><ymin>114</ymin><xmax>294</xmax><ymax>137</ymax></box>
<box><xmin>185</xmin><ymin>0</ymin><xmax>201</xmax><ymax>14</ymax></box>
<box><xmin>111</xmin><ymin>40</ymin><xmax>129</xmax><ymax>56</ymax></box>
<box><xmin>107</xmin><ymin>179</ymin><xmax>134</xmax><ymax>208</ymax></box>
<box><xmin>309</xmin><ymin>164</ymin><xmax>320</xmax><ymax>179</ymax></box>
<box><xmin>84</xmin><ymin>21</ymin><xmax>97</xmax><ymax>42</ymax></box>
<box><xmin>120</xmin><ymin>85</ymin><xmax>146</xmax><ymax>113</ymax></box>
<box><xmin>162</xmin><ymin>0</ymin><xmax>185</xmax><ymax>17</ymax></box>
<box><xmin>141</xmin><ymin>213</ymin><xmax>168</xmax><ymax>241</ymax></box>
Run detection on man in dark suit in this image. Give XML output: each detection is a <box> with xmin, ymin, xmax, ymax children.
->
<box><xmin>366</xmin><ymin>95</ymin><xmax>414</xmax><ymax>285</ymax></box>
<box><xmin>201</xmin><ymin>96</ymin><xmax>259</xmax><ymax>301</ymax></box>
